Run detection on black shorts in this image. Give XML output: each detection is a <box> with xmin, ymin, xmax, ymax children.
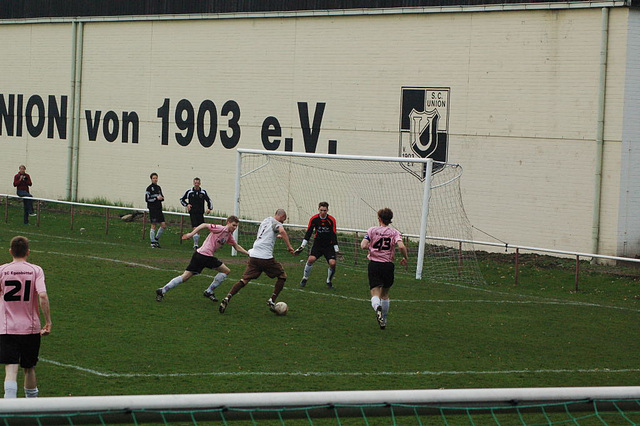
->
<box><xmin>0</xmin><ymin>334</ymin><xmax>41</xmax><ymax>368</ymax></box>
<box><xmin>190</xmin><ymin>213</ymin><xmax>205</xmax><ymax>228</ymax></box>
<box><xmin>149</xmin><ymin>208</ymin><xmax>165</xmax><ymax>224</ymax></box>
<box><xmin>368</xmin><ymin>261</ymin><xmax>395</xmax><ymax>289</ymax></box>
<box><xmin>186</xmin><ymin>251</ymin><xmax>223</xmax><ymax>275</ymax></box>
<box><xmin>310</xmin><ymin>244</ymin><xmax>336</xmax><ymax>261</ymax></box>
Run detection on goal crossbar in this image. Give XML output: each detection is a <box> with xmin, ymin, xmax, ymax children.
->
<box><xmin>237</xmin><ymin>148</ymin><xmax>438</xmax><ymax>164</ymax></box>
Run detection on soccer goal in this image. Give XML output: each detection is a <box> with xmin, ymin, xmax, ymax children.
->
<box><xmin>234</xmin><ymin>149</ymin><xmax>484</xmax><ymax>284</ymax></box>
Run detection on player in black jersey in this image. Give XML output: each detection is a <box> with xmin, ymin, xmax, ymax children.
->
<box><xmin>293</xmin><ymin>201</ymin><xmax>340</xmax><ymax>289</ymax></box>
<box><xmin>145</xmin><ymin>173</ymin><xmax>166</xmax><ymax>248</ymax></box>
<box><xmin>180</xmin><ymin>177</ymin><xmax>213</xmax><ymax>249</ymax></box>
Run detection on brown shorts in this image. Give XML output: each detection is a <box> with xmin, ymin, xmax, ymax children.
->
<box><xmin>242</xmin><ymin>257</ymin><xmax>287</xmax><ymax>281</ymax></box>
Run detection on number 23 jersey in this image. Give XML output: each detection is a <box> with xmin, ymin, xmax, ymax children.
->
<box><xmin>365</xmin><ymin>226</ymin><xmax>402</xmax><ymax>263</ymax></box>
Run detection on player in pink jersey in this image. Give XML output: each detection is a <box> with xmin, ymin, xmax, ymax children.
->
<box><xmin>155</xmin><ymin>216</ymin><xmax>249</xmax><ymax>303</ymax></box>
<box><xmin>361</xmin><ymin>208</ymin><xmax>408</xmax><ymax>330</ymax></box>
<box><xmin>0</xmin><ymin>236</ymin><xmax>51</xmax><ymax>398</ymax></box>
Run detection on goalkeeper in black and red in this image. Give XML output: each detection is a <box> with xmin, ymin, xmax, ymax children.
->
<box><xmin>293</xmin><ymin>201</ymin><xmax>341</xmax><ymax>289</ymax></box>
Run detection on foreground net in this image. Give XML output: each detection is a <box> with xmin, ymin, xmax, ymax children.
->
<box><xmin>0</xmin><ymin>388</ymin><xmax>639</xmax><ymax>425</ymax></box>
<box><xmin>235</xmin><ymin>149</ymin><xmax>485</xmax><ymax>285</ymax></box>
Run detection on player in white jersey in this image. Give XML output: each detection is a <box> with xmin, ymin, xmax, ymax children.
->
<box><xmin>0</xmin><ymin>236</ymin><xmax>51</xmax><ymax>398</ymax></box>
<box><xmin>219</xmin><ymin>209</ymin><xmax>295</xmax><ymax>314</ymax></box>
<box><xmin>361</xmin><ymin>208</ymin><xmax>408</xmax><ymax>330</ymax></box>
<box><xmin>155</xmin><ymin>216</ymin><xmax>249</xmax><ymax>303</ymax></box>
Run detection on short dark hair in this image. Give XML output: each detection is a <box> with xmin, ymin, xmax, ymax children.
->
<box><xmin>150</xmin><ymin>172</ymin><xmax>158</xmax><ymax>179</ymax></box>
<box><xmin>318</xmin><ymin>201</ymin><xmax>329</xmax><ymax>208</ymax></box>
<box><xmin>193</xmin><ymin>177</ymin><xmax>201</xmax><ymax>182</ymax></box>
<box><xmin>10</xmin><ymin>236</ymin><xmax>29</xmax><ymax>258</ymax></box>
<box><xmin>377</xmin><ymin>208</ymin><xmax>393</xmax><ymax>225</ymax></box>
<box><xmin>227</xmin><ymin>215</ymin><xmax>239</xmax><ymax>224</ymax></box>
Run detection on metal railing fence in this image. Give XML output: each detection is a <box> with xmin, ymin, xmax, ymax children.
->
<box><xmin>3</xmin><ymin>194</ymin><xmax>639</xmax><ymax>290</ymax></box>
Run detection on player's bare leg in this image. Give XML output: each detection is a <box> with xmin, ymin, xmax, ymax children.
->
<box><xmin>219</xmin><ymin>279</ymin><xmax>247</xmax><ymax>313</ymax></box>
<box><xmin>267</xmin><ymin>277</ymin><xmax>286</xmax><ymax>312</ymax></box>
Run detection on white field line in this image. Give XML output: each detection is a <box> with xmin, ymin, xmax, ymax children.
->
<box><xmin>27</xmin><ymin>249</ymin><xmax>639</xmax><ymax>378</ymax></box>
<box><xmin>39</xmin><ymin>358</ymin><xmax>640</xmax><ymax>378</ymax></box>
<box><xmin>12</xmin><ymin>228</ymin><xmax>640</xmax><ymax>312</ymax></box>
<box><xmin>32</xmin><ymin>250</ymin><xmax>640</xmax><ymax>313</ymax></box>
<box><xmin>4</xmin><ymin>228</ymin><xmax>123</xmax><ymax>246</ymax></box>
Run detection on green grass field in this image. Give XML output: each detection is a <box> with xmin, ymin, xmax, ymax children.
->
<box><xmin>0</xmin><ymin>200</ymin><xmax>639</xmax><ymax>399</ymax></box>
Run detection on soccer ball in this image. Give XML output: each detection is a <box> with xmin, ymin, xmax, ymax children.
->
<box><xmin>274</xmin><ymin>302</ymin><xmax>288</xmax><ymax>316</ymax></box>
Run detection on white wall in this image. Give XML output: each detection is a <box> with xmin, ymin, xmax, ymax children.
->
<box><xmin>618</xmin><ymin>8</ymin><xmax>640</xmax><ymax>257</ymax></box>
<box><xmin>0</xmin><ymin>6</ymin><xmax>636</xmax><ymax>256</ymax></box>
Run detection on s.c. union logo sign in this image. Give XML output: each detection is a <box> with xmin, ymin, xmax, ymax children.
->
<box><xmin>399</xmin><ymin>87</ymin><xmax>450</xmax><ymax>179</ymax></box>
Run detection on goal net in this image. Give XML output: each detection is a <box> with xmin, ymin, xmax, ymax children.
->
<box><xmin>1</xmin><ymin>387</ymin><xmax>638</xmax><ymax>424</ymax></box>
<box><xmin>234</xmin><ymin>149</ymin><xmax>485</xmax><ymax>284</ymax></box>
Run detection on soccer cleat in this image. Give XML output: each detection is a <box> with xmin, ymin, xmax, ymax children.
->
<box><xmin>193</xmin><ymin>245</ymin><xmax>199</xmax><ymax>250</ymax></box>
<box><xmin>376</xmin><ymin>306</ymin><xmax>385</xmax><ymax>329</ymax></box>
<box><xmin>219</xmin><ymin>297</ymin><xmax>229</xmax><ymax>314</ymax></box>
<box><xmin>300</xmin><ymin>278</ymin><xmax>307</xmax><ymax>287</ymax></box>
<box><xmin>203</xmin><ymin>291</ymin><xmax>218</xmax><ymax>302</ymax></box>
<box><xmin>327</xmin><ymin>281</ymin><xmax>334</xmax><ymax>289</ymax></box>
<box><xmin>29</xmin><ymin>213</ymin><xmax>37</xmax><ymax>217</ymax></box>
<box><xmin>155</xmin><ymin>288</ymin><xmax>164</xmax><ymax>302</ymax></box>
<box><xmin>267</xmin><ymin>298</ymin><xmax>276</xmax><ymax>313</ymax></box>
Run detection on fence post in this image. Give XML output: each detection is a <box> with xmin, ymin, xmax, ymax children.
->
<box><xmin>458</xmin><ymin>241</ymin><xmax>463</xmax><ymax>276</ymax></box>
<box><xmin>70</xmin><ymin>204</ymin><xmax>75</xmax><ymax>230</ymax></box>
<box><xmin>515</xmin><ymin>248</ymin><xmax>520</xmax><ymax>286</ymax></box>
<box><xmin>354</xmin><ymin>232</ymin><xmax>359</xmax><ymax>266</ymax></box>
<box><xmin>36</xmin><ymin>201</ymin><xmax>40</xmax><ymax>227</ymax></box>
<box><xmin>180</xmin><ymin>216</ymin><xmax>184</xmax><ymax>244</ymax></box>
<box><xmin>4</xmin><ymin>196</ymin><xmax>8</xmax><ymax>224</ymax></box>
<box><xmin>575</xmin><ymin>255</ymin><xmax>580</xmax><ymax>292</ymax></box>
<box><xmin>404</xmin><ymin>236</ymin><xmax>410</xmax><ymax>272</ymax></box>
<box><xmin>105</xmin><ymin>208</ymin><xmax>109</xmax><ymax>235</ymax></box>
<box><xmin>142</xmin><ymin>212</ymin><xmax>147</xmax><ymax>241</ymax></box>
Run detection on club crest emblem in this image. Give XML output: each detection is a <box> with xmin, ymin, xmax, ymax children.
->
<box><xmin>399</xmin><ymin>87</ymin><xmax>450</xmax><ymax>179</ymax></box>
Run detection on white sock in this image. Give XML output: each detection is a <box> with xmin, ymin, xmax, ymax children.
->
<box><xmin>156</xmin><ymin>227</ymin><xmax>165</xmax><ymax>240</ymax></box>
<box><xmin>303</xmin><ymin>263</ymin><xmax>313</xmax><ymax>279</ymax></box>
<box><xmin>207</xmin><ymin>273</ymin><xmax>228</xmax><ymax>292</ymax></box>
<box><xmin>193</xmin><ymin>233</ymin><xmax>200</xmax><ymax>246</ymax></box>
<box><xmin>24</xmin><ymin>387</ymin><xmax>38</xmax><ymax>398</ymax></box>
<box><xmin>163</xmin><ymin>276</ymin><xmax>183</xmax><ymax>293</ymax></box>
<box><xmin>371</xmin><ymin>296</ymin><xmax>381</xmax><ymax>311</ymax></box>
<box><xmin>4</xmin><ymin>381</ymin><xmax>17</xmax><ymax>398</ymax></box>
<box><xmin>327</xmin><ymin>267</ymin><xmax>335</xmax><ymax>283</ymax></box>
<box><xmin>381</xmin><ymin>299</ymin><xmax>390</xmax><ymax>318</ymax></box>
<box><xmin>150</xmin><ymin>229</ymin><xmax>156</xmax><ymax>242</ymax></box>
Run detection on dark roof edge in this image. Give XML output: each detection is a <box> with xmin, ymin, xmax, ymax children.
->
<box><xmin>0</xmin><ymin>1</ymin><xmax>633</xmax><ymax>22</ymax></box>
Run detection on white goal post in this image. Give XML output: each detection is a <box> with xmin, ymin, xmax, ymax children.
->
<box><xmin>0</xmin><ymin>387</ymin><xmax>638</xmax><ymax>424</ymax></box>
<box><xmin>234</xmin><ymin>149</ymin><xmax>470</xmax><ymax>281</ymax></box>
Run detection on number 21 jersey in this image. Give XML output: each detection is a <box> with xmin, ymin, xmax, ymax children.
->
<box><xmin>0</xmin><ymin>261</ymin><xmax>47</xmax><ymax>334</ymax></box>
